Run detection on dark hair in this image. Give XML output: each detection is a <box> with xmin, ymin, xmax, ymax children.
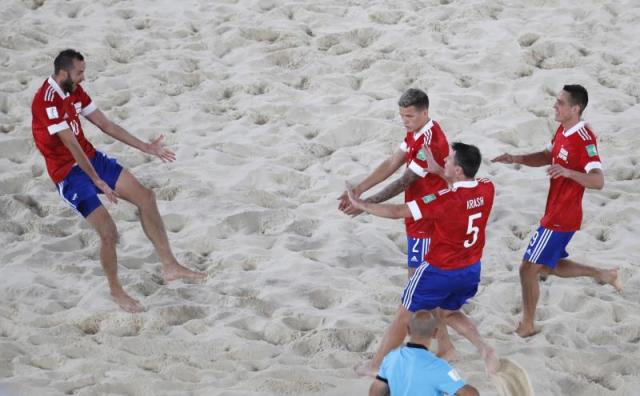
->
<box><xmin>452</xmin><ymin>142</ymin><xmax>481</xmax><ymax>178</ymax></box>
<box><xmin>398</xmin><ymin>88</ymin><xmax>429</xmax><ymax>110</ymax></box>
<box><xmin>54</xmin><ymin>49</ymin><xmax>84</xmax><ymax>75</ymax></box>
<box><xmin>563</xmin><ymin>84</ymin><xmax>588</xmax><ymax>115</ymax></box>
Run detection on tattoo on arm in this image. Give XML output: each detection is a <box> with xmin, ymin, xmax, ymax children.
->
<box><xmin>366</xmin><ymin>170</ymin><xmax>419</xmax><ymax>204</ymax></box>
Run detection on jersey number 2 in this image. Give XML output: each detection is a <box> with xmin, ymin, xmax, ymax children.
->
<box><xmin>464</xmin><ymin>213</ymin><xmax>482</xmax><ymax>248</ymax></box>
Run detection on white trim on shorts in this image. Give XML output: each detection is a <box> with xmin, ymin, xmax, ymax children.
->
<box><xmin>528</xmin><ymin>228</ymin><xmax>553</xmax><ymax>263</ymax></box>
<box><xmin>57</xmin><ymin>180</ymin><xmax>81</xmax><ymax>215</ymax></box>
<box><xmin>402</xmin><ymin>262</ymin><xmax>429</xmax><ymax>310</ymax></box>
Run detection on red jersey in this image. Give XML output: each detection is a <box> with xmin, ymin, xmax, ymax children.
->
<box><xmin>398</xmin><ymin>119</ymin><xmax>449</xmax><ymax>238</ymax></box>
<box><xmin>541</xmin><ymin>122</ymin><xmax>602</xmax><ymax>232</ymax></box>
<box><xmin>407</xmin><ymin>179</ymin><xmax>494</xmax><ymax>270</ymax></box>
<box><xmin>31</xmin><ymin>77</ymin><xmax>98</xmax><ymax>183</ymax></box>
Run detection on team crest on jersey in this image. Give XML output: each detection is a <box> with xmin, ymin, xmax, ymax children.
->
<box><xmin>558</xmin><ymin>147</ymin><xmax>568</xmax><ymax>161</ymax></box>
<box><xmin>422</xmin><ymin>194</ymin><xmax>436</xmax><ymax>204</ymax></box>
<box><xmin>74</xmin><ymin>102</ymin><xmax>82</xmax><ymax>115</ymax></box>
<box><xmin>586</xmin><ymin>144</ymin><xmax>598</xmax><ymax>157</ymax></box>
<box><xmin>416</xmin><ymin>149</ymin><xmax>427</xmax><ymax>161</ymax></box>
<box><xmin>46</xmin><ymin>107</ymin><xmax>59</xmax><ymax>120</ymax></box>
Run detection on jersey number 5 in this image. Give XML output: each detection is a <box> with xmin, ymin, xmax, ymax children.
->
<box><xmin>464</xmin><ymin>213</ymin><xmax>482</xmax><ymax>248</ymax></box>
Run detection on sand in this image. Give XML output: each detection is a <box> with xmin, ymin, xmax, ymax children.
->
<box><xmin>1</xmin><ymin>0</ymin><xmax>639</xmax><ymax>395</ymax></box>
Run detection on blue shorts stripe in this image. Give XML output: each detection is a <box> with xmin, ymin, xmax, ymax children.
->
<box><xmin>407</xmin><ymin>237</ymin><xmax>431</xmax><ymax>269</ymax></box>
<box><xmin>523</xmin><ymin>226</ymin><xmax>574</xmax><ymax>268</ymax></box>
<box><xmin>402</xmin><ymin>262</ymin><xmax>429</xmax><ymax>309</ymax></box>
<box><xmin>57</xmin><ymin>181</ymin><xmax>81</xmax><ymax>215</ymax></box>
<box><xmin>531</xmin><ymin>229</ymin><xmax>551</xmax><ymax>263</ymax></box>
<box><xmin>401</xmin><ymin>262</ymin><xmax>481</xmax><ymax>311</ymax></box>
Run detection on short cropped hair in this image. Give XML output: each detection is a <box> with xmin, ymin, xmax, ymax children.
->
<box><xmin>54</xmin><ymin>49</ymin><xmax>84</xmax><ymax>75</ymax></box>
<box><xmin>452</xmin><ymin>142</ymin><xmax>482</xmax><ymax>178</ymax></box>
<box><xmin>563</xmin><ymin>84</ymin><xmax>588</xmax><ymax>115</ymax></box>
<box><xmin>409</xmin><ymin>311</ymin><xmax>438</xmax><ymax>339</ymax></box>
<box><xmin>398</xmin><ymin>88</ymin><xmax>429</xmax><ymax>110</ymax></box>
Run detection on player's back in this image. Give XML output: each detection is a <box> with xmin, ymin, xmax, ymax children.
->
<box><xmin>427</xmin><ymin>178</ymin><xmax>495</xmax><ymax>269</ymax></box>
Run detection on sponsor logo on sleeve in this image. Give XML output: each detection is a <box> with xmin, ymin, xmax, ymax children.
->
<box><xmin>586</xmin><ymin>144</ymin><xmax>598</xmax><ymax>157</ymax></box>
<box><xmin>422</xmin><ymin>194</ymin><xmax>436</xmax><ymax>204</ymax></box>
<box><xmin>448</xmin><ymin>369</ymin><xmax>462</xmax><ymax>381</ymax></box>
<box><xmin>46</xmin><ymin>107</ymin><xmax>59</xmax><ymax>120</ymax></box>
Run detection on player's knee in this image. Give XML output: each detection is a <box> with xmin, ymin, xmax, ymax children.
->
<box><xmin>99</xmin><ymin>222</ymin><xmax>119</xmax><ymax>246</ymax></box>
<box><xmin>519</xmin><ymin>261</ymin><xmax>539</xmax><ymax>278</ymax></box>
<box><xmin>139</xmin><ymin>186</ymin><xmax>156</xmax><ymax>206</ymax></box>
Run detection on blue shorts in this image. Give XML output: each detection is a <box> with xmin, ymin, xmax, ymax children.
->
<box><xmin>401</xmin><ymin>261</ymin><xmax>480</xmax><ymax>311</ymax></box>
<box><xmin>522</xmin><ymin>226</ymin><xmax>574</xmax><ymax>269</ymax></box>
<box><xmin>407</xmin><ymin>237</ymin><xmax>430</xmax><ymax>269</ymax></box>
<box><xmin>57</xmin><ymin>151</ymin><xmax>123</xmax><ymax>218</ymax></box>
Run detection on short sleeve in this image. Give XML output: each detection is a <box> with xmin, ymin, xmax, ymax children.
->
<box><xmin>436</xmin><ymin>362</ymin><xmax>466</xmax><ymax>395</ymax></box>
<box><xmin>378</xmin><ymin>354</ymin><xmax>392</xmax><ymax>382</ymax></box>
<box><xmin>580</xmin><ymin>140</ymin><xmax>602</xmax><ymax>173</ymax></box>
<box><xmin>409</xmin><ymin>189</ymin><xmax>451</xmax><ymax>221</ymax></box>
<box><xmin>399</xmin><ymin>140</ymin><xmax>409</xmax><ymax>153</ymax></box>
<box><xmin>77</xmin><ymin>86</ymin><xmax>97</xmax><ymax>116</ymax></box>
<box><xmin>37</xmin><ymin>99</ymin><xmax>69</xmax><ymax>135</ymax></box>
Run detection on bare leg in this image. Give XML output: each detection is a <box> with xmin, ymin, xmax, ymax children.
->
<box><xmin>86</xmin><ymin>206</ymin><xmax>143</xmax><ymax>313</ymax></box>
<box><xmin>440</xmin><ymin>309</ymin><xmax>498</xmax><ymax>374</ymax></box>
<box><xmin>115</xmin><ymin>170</ymin><xmax>206</xmax><ymax>282</ymax></box>
<box><xmin>551</xmin><ymin>259</ymin><xmax>622</xmax><ymax>292</ymax></box>
<box><xmin>355</xmin><ymin>305</ymin><xmax>412</xmax><ymax>377</ymax></box>
<box><xmin>516</xmin><ymin>260</ymin><xmax>543</xmax><ymax>338</ymax></box>
<box><xmin>435</xmin><ymin>308</ymin><xmax>456</xmax><ymax>361</ymax></box>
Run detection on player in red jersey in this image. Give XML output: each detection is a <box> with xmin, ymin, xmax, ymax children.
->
<box><xmin>338</xmin><ymin>88</ymin><xmax>449</xmax><ymax>278</ymax></box>
<box><xmin>492</xmin><ymin>85</ymin><xmax>622</xmax><ymax>337</ymax></box>
<box><xmin>31</xmin><ymin>49</ymin><xmax>206</xmax><ymax>312</ymax></box>
<box><xmin>348</xmin><ymin>142</ymin><xmax>499</xmax><ymax>377</ymax></box>
<box><xmin>337</xmin><ymin>89</ymin><xmax>455</xmax><ymax>365</ymax></box>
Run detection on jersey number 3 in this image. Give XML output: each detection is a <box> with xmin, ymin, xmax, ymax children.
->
<box><xmin>464</xmin><ymin>213</ymin><xmax>482</xmax><ymax>248</ymax></box>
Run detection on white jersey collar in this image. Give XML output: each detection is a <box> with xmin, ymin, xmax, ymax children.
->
<box><xmin>562</xmin><ymin>121</ymin><xmax>585</xmax><ymax>137</ymax></box>
<box><xmin>47</xmin><ymin>76</ymin><xmax>69</xmax><ymax>99</ymax></box>
<box><xmin>413</xmin><ymin>118</ymin><xmax>434</xmax><ymax>138</ymax></box>
<box><xmin>451</xmin><ymin>179</ymin><xmax>478</xmax><ymax>191</ymax></box>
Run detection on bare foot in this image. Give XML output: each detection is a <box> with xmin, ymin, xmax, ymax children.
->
<box><xmin>437</xmin><ymin>347</ymin><xmax>457</xmax><ymax>362</ymax></box>
<box><xmin>111</xmin><ymin>291</ymin><xmax>144</xmax><ymax>313</ymax></box>
<box><xmin>515</xmin><ymin>322</ymin><xmax>539</xmax><ymax>338</ymax></box>
<box><xmin>162</xmin><ymin>263</ymin><xmax>208</xmax><ymax>283</ymax></box>
<box><xmin>354</xmin><ymin>359</ymin><xmax>377</xmax><ymax>378</ymax></box>
<box><xmin>481</xmin><ymin>346</ymin><xmax>499</xmax><ymax>375</ymax></box>
<box><xmin>598</xmin><ymin>268</ymin><xmax>623</xmax><ymax>293</ymax></box>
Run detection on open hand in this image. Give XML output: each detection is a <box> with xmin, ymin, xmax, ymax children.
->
<box><xmin>422</xmin><ymin>142</ymin><xmax>443</xmax><ymax>175</ymax></box>
<box><xmin>95</xmin><ymin>179</ymin><xmax>119</xmax><ymax>204</ymax></box>
<box><xmin>146</xmin><ymin>135</ymin><xmax>176</xmax><ymax>163</ymax></box>
<box><xmin>345</xmin><ymin>182</ymin><xmax>365</xmax><ymax>212</ymax></box>
<box><xmin>547</xmin><ymin>164</ymin><xmax>572</xmax><ymax>179</ymax></box>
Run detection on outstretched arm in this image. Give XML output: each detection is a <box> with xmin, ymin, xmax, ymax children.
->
<box><xmin>365</xmin><ymin>168</ymin><xmax>420</xmax><ymax>204</ymax></box>
<box><xmin>492</xmin><ymin>150</ymin><xmax>551</xmax><ymax>167</ymax></box>
<box><xmin>85</xmin><ymin>109</ymin><xmax>176</xmax><ymax>162</ymax></box>
<box><xmin>58</xmin><ymin>129</ymin><xmax>118</xmax><ymax>203</ymax></box>
<box><xmin>339</xmin><ymin>149</ymin><xmax>406</xmax><ymax>214</ymax></box>
<box><xmin>346</xmin><ymin>182</ymin><xmax>411</xmax><ymax>219</ymax></box>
